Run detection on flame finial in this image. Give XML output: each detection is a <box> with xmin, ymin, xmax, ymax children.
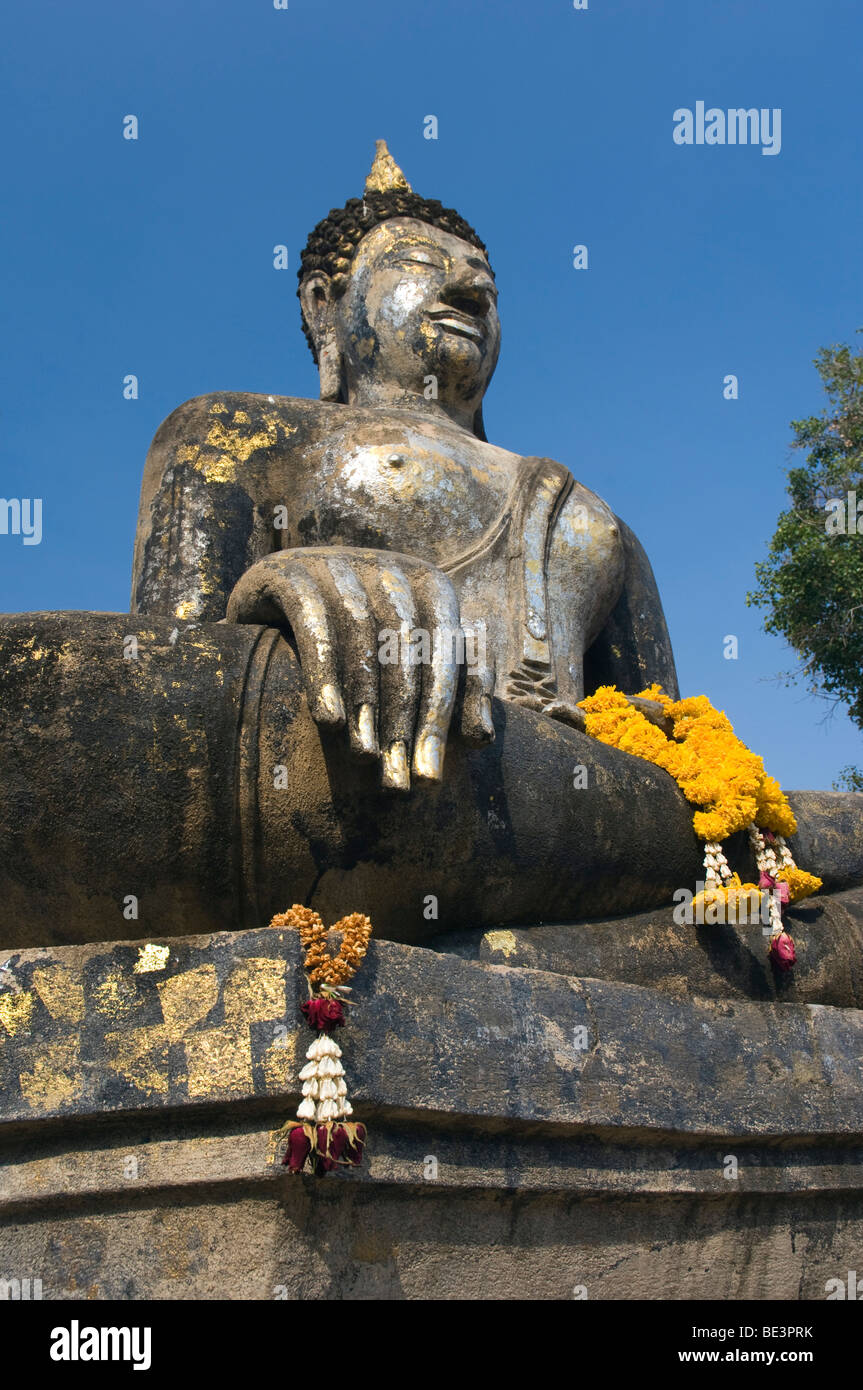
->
<box><xmin>364</xmin><ymin>140</ymin><xmax>412</xmax><ymax>195</ymax></box>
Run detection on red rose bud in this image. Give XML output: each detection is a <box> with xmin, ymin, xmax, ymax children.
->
<box><xmin>301</xmin><ymin>998</ymin><xmax>345</xmax><ymax>1032</ymax></box>
<box><xmin>758</xmin><ymin>871</ymin><xmax>775</xmax><ymax>889</ymax></box>
<box><xmin>777</xmin><ymin>880</ymin><xmax>791</xmax><ymax>905</ymax></box>
<box><xmin>344</xmin><ymin>1123</ymin><xmax>367</xmax><ymax>1166</ymax></box>
<box><xmin>314</xmin><ymin>1122</ymin><xmax>351</xmax><ymax>1171</ymax></box>
<box><xmin>316</xmin><ymin>1123</ymin><xmax>336</xmax><ymax>1171</ymax></box>
<box><xmin>763</xmin><ymin>830</ymin><xmax>776</xmax><ymax>843</ymax></box>
<box><xmin>329</xmin><ymin>1125</ymin><xmax>349</xmax><ymax>1162</ymax></box>
<box><xmin>284</xmin><ymin>1126</ymin><xmax>312</xmax><ymax>1172</ymax></box>
<box><xmin>769</xmin><ymin>931</ymin><xmax>796</xmax><ymax>972</ymax></box>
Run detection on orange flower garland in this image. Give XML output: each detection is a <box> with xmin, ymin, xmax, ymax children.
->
<box><xmin>577</xmin><ymin>685</ymin><xmax>822</xmax><ymax>966</ymax></box>
<box><xmin>578</xmin><ymin>684</ymin><xmax>800</xmax><ymax>843</ymax></box>
<box><xmin>269</xmin><ymin>905</ymin><xmax>372</xmax><ymax>990</ymax></box>
<box><xmin>268</xmin><ymin>905</ymin><xmax>373</xmax><ymax>1176</ymax></box>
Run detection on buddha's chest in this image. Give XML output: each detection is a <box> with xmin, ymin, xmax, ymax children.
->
<box><xmin>278</xmin><ymin>415</ymin><xmax>625</xmax><ymax>687</ymax></box>
<box><xmin>286</xmin><ymin>419</ymin><xmax>508</xmax><ymax>566</ymax></box>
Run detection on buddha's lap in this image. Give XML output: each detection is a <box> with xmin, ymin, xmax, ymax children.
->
<box><xmin>0</xmin><ymin>610</ymin><xmax>860</xmax><ymax>947</ymax></box>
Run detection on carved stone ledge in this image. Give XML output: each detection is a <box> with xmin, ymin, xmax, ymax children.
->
<box><xmin>2</xmin><ymin>925</ymin><xmax>862</xmax><ymax>1298</ymax></box>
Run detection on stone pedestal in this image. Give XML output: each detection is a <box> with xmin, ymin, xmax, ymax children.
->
<box><xmin>2</xmin><ymin>908</ymin><xmax>862</xmax><ymax>1300</ymax></box>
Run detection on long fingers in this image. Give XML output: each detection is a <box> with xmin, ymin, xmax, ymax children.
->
<box><xmin>409</xmin><ymin>567</ymin><xmax>463</xmax><ymax>782</ymax></box>
<box><xmin>322</xmin><ymin>555</ymin><xmax>380</xmax><ymax>758</ymax></box>
<box><xmin>226</xmin><ymin>558</ymin><xmax>345</xmax><ymax>727</ymax></box>
<box><xmin>227</xmin><ymin>549</ymin><xmax>494</xmax><ymax>792</ymax></box>
<box><xmin>366</xmin><ymin>559</ymin><xmax>421</xmax><ymax>790</ymax></box>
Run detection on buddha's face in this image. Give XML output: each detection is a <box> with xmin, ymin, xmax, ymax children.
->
<box><xmin>327</xmin><ymin>218</ymin><xmax>500</xmax><ymax>417</ymax></box>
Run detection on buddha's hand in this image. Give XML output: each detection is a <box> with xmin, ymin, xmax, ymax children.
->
<box><xmin>624</xmin><ymin>695</ymin><xmax>675</xmax><ymax>736</ymax></box>
<box><xmin>225</xmin><ymin>547</ymin><xmax>496</xmax><ymax>790</ymax></box>
<box><xmin>540</xmin><ymin>694</ymin><xmax>672</xmax><ymax>736</ymax></box>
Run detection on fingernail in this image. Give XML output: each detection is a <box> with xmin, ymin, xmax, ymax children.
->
<box><xmin>355</xmin><ymin>704</ymin><xmax>378</xmax><ymax>756</ymax></box>
<box><xmin>381</xmin><ymin>741</ymin><xmax>409</xmax><ymax>791</ymax></box>
<box><xmin>317</xmin><ymin>683</ymin><xmax>345</xmax><ymax>724</ymax></box>
<box><xmin>413</xmin><ymin>733</ymin><xmax>444</xmax><ymax>781</ymax></box>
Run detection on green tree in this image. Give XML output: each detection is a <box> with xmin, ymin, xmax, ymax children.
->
<box><xmin>833</xmin><ymin>765</ymin><xmax>863</xmax><ymax>792</ymax></box>
<box><xmin>747</xmin><ymin>336</ymin><xmax>863</xmax><ymax>788</ymax></box>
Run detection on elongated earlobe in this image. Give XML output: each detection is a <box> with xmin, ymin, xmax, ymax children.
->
<box><xmin>299</xmin><ymin>272</ymin><xmax>343</xmax><ymax>401</ymax></box>
<box><xmin>318</xmin><ymin>333</ymin><xmax>343</xmax><ymax>401</ymax></box>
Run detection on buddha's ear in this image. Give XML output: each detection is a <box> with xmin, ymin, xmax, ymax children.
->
<box><xmin>299</xmin><ymin>272</ymin><xmax>344</xmax><ymax>401</ymax></box>
<box><xmin>299</xmin><ymin>271</ymin><xmax>333</xmax><ymax>345</ymax></box>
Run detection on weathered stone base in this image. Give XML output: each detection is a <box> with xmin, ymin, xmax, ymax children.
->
<box><xmin>4</xmin><ymin>1153</ymin><xmax>863</xmax><ymax>1300</ymax></box>
<box><xmin>2</xmin><ymin>913</ymin><xmax>862</xmax><ymax>1299</ymax></box>
<box><xmin>5</xmin><ymin>1102</ymin><xmax>863</xmax><ymax>1300</ymax></box>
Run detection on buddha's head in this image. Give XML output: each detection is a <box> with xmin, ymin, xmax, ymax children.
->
<box><xmin>298</xmin><ymin>142</ymin><xmax>499</xmax><ymax>437</ymax></box>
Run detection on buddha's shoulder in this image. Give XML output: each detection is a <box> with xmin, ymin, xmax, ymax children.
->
<box><xmin>523</xmin><ymin>455</ymin><xmax>618</xmax><ymax>526</ymax></box>
<box><xmin>148</xmin><ymin>392</ymin><xmax>343</xmax><ymax>454</ymax></box>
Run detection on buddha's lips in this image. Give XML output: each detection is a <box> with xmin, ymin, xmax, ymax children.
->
<box><xmin>426</xmin><ymin>308</ymin><xmax>485</xmax><ymax>339</ymax></box>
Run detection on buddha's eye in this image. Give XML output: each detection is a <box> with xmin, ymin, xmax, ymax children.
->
<box><xmin>384</xmin><ymin>253</ymin><xmax>446</xmax><ymax>272</ymax></box>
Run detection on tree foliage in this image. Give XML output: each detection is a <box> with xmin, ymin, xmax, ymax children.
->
<box><xmin>747</xmin><ymin>336</ymin><xmax>863</xmax><ymax>733</ymax></box>
<box><xmin>833</xmin><ymin>765</ymin><xmax>863</xmax><ymax>792</ymax></box>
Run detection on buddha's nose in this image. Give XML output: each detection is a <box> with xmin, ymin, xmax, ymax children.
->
<box><xmin>441</xmin><ymin>268</ymin><xmax>496</xmax><ymax>318</ymax></box>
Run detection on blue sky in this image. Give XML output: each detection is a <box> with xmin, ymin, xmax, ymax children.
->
<box><xmin>1</xmin><ymin>0</ymin><xmax>862</xmax><ymax>789</ymax></box>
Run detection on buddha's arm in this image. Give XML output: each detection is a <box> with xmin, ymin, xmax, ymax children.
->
<box><xmin>130</xmin><ymin>393</ymin><xmax>287</xmax><ymax>620</ymax></box>
<box><xmin>583</xmin><ymin>517</ymin><xmax>680</xmax><ymax>701</ymax></box>
<box><xmin>131</xmin><ymin>397</ymin><xmax>496</xmax><ymax>789</ymax></box>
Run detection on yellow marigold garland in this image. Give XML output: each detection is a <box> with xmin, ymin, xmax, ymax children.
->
<box><xmin>778</xmin><ymin>866</ymin><xmax>822</xmax><ymax>900</ymax></box>
<box><xmin>577</xmin><ymin>686</ymin><xmax>821</xmax><ymax>966</ymax></box>
<box><xmin>580</xmin><ymin>685</ymin><xmax>788</xmax><ymax>842</ymax></box>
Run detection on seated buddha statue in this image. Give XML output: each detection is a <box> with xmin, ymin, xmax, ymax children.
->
<box><xmin>132</xmin><ymin>141</ymin><xmax>678</xmax><ymax>787</ymax></box>
<box><xmin>0</xmin><ymin>143</ymin><xmax>859</xmax><ymax>948</ymax></box>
